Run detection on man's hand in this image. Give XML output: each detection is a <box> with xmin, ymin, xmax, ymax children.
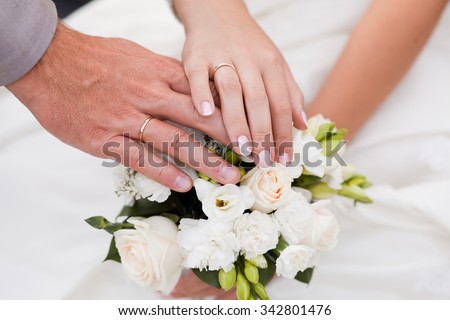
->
<box><xmin>6</xmin><ymin>22</ymin><xmax>240</xmax><ymax>191</ymax></box>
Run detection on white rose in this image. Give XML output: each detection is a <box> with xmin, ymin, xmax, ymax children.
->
<box><xmin>274</xmin><ymin>193</ymin><xmax>314</xmax><ymax>245</ymax></box>
<box><xmin>234</xmin><ymin>211</ymin><xmax>279</xmax><ymax>259</ymax></box>
<box><xmin>194</xmin><ymin>179</ymin><xmax>254</xmax><ymax>222</ymax></box>
<box><xmin>293</xmin><ymin>131</ymin><xmax>326</xmax><ymax>178</ymax></box>
<box><xmin>302</xmin><ymin>200</ymin><xmax>340</xmax><ymax>251</ymax></box>
<box><xmin>240</xmin><ymin>164</ymin><xmax>296</xmax><ymax>213</ymax></box>
<box><xmin>178</xmin><ymin>218</ymin><xmax>240</xmax><ymax>272</ymax></box>
<box><xmin>306</xmin><ymin>114</ymin><xmax>333</xmax><ymax>139</ymax></box>
<box><xmin>276</xmin><ymin>245</ymin><xmax>316</xmax><ymax>279</ymax></box>
<box><xmin>114</xmin><ymin>216</ymin><xmax>183</xmax><ymax>294</ymax></box>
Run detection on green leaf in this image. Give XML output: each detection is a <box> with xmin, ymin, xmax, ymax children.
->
<box><xmin>295</xmin><ymin>267</ymin><xmax>314</xmax><ymax>284</ymax></box>
<box><xmin>104</xmin><ymin>222</ymin><xmax>134</xmax><ymax>234</ymax></box>
<box><xmin>104</xmin><ymin>237</ymin><xmax>121</xmax><ymax>263</ymax></box>
<box><xmin>259</xmin><ymin>258</ymin><xmax>276</xmax><ymax>286</ymax></box>
<box><xmin>118</xmin><ymin>196</ymin><xmax>183</xmax><ymax>218</ymax></box>
<box><xmin>192</xmin><ymin>268</ymin><xmax>221</xmax><ymax>289</ymax></box>
<box><xmin>85</xmin><ymin>216</ymin><xmax>109</xmax><ymax>229</ymax></box>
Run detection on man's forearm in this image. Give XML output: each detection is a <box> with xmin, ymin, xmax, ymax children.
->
<box><xmin>0</xmin><ymin>0</ymin><xmax>58</xmax><ymax>86</ymax></box>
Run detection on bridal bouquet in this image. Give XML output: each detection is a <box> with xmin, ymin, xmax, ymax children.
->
<box><xmin>86</xmin><ymin>114</ymin><xmax>372</xmax><ymax>300</ymax></box>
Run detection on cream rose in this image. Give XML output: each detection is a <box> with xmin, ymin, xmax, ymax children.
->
<box><xmin>302</xmin><ymin>200</ymin><xmax>340</xmax><ymax>251</ymax></box>
<box><xmin>194</xmin><ymin>179</ymin><xmax>255</xmax><ymax>222</ymax></box>
<box><xmin>114</xmin><ymin>216</ymin><xmax>183</xmax><ymax>294</ymax></box>
<box><xmin>240</xmin><ymin>164</ymin><xmax>296</xmax><ymax>213</ymax></box>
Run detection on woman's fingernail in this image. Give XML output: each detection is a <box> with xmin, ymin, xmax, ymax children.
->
<box><xmin>175</xmin><ymin>175</ymin><xmax>192</xmax><ymax>190</ymax></box>
<box><xmin>220</xmin><ymin>166</ymin><xmax>240</xmax><ymax>181</ymax></box>
<box><xmin>237</xmin><ymin>135</ymin><xmax>251</xmax><ymax>156</ymax></box>
<box><xmin>302</xmin><ymin>110</ymin><xmax>309</xmax><ymax>128</ymax></box>
<box><xmin>201</xmin><ymin>101</ymin><xmax>213</xmax><ymax>116</ymax></box>
<box><xmin>279</xmin><ymin>152</ymin><xmax>290</xmax><ymax>167</ymax></box>
<box><xmin>159</xmin><ymin>293</ymin><xmax>173</xmax><ymax>299</ymax></box>
<box><xmin>258</xmin><ymin>150</ymin><xmax>272</xmax><ymax>169</ymax></box>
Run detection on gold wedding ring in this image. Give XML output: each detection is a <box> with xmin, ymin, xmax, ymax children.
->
<box><xmin>212</xmin><ymin>63</ymin><xmax>237</xmax><ymax>79</ymax></box>
<box><xmin>138</xmin><ymin>117</ymin><xmax>152</xmax><ymax>142</ymax></box>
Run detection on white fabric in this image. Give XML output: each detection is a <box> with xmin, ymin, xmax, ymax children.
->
<box><xmin>1</xmin><ymin>0</ymin><xmax>449</xmax><ymax>299</ymax></box>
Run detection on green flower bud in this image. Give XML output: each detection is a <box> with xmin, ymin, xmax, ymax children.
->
<box><xmin>346</xmin><ymin>175</ymin><xmax>366</xmax><ymax>187</ymax></box>
<box><xmin>244</xmin><ymin>260</ymin><xmax>259</xmax><ymax>284</ymax></box>
<box><xmin>218</xmin><ymin>267</ymin><xmax>236</xmax><ymax>291</ymax></box>
<box><xmin>225</xmin><ymin>150</ymin><xmax>240</xmax><ymax>165</ymax></box>
<box><xmin>316</xmin><ymin>123</ymin><xmax>336</xmax><ymax>142</ymax></box>
<box><xmin>248</xmin><ymin>293</ymin><xmax>256</xmax><ymax>300</ymax></box>
<box><xmin>309</xmin><ymin>182</ymin><xmax>337</xmax><ymax>200</ymax></box>
<box><xmin>253</xmin><ymin>282</ymin><xmax>270</xmax><ymax>300</ymax></box>
<box><xmin>248</xmin><ymin>255</ymin><xmax>268</xmax><ymax>269</ymax></box>
<box><xmin>236</xmin><ymin>273</ymin><xmax>251</xmax><ymax>300</ymax></box>
<box><xmin>338</xmin><ymin>185</ymin><xmax>373</xmax><ymax>204</ymax></box>
<box><xmin>198</xmin><ymin>172</ymin><xmax>218</xmax><ymax>184</ymax></box>
<box><xmin>239</xmin><ymin>166</ymin><xmax>247</xmax><ymax>179</ymax></box>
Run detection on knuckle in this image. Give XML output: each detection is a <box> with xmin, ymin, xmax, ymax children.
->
<box><xmin>218</xmin><ymin>78</ymin><xmax>241</xmax><ymax>93</ymax></box>
<box><xmin>262</xmin><ymin>50</ymin><xmax>282</xmax><ymax>64</ymax></box>
<box><xmin>132</xmin><ymin>83</ymin><xmax>157</xmax><ymax>99</ymax></box>
<box><xmin>247</xmin><ymin>89</ymin><xmax>269</xmax><ymax>106</ymax></box>
<box><xmin>272</xmin><ymin>101</ymin><xmax>292</xmax><ymax>115</ymax></box>
<box><xmin>186</xmin><ymin>64</ymin><xmax>206</xmax><ymax>78</ymax></box>
<box><xmin>252</xmin><ymin>129</ymin><xmax>272</xmax><ymax>141</ymax></box>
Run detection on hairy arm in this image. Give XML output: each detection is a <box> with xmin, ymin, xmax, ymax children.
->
<box><xmin>307</xmin><ymin>0</ymin><xmax>448</xmax><ymax>138</ymax></box>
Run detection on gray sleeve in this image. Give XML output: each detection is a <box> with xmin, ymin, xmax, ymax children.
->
<box><xmin>0</xmin><ymin>0</ymin><xmax>58</xmax><ymax>86</ymax></box>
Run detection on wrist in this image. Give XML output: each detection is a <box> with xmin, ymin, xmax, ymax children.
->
<box><xmin>173</xmin><ymin>0</ymin><xmax>250</xmax><ymax>33</ymax></box>
<box><xmin>6</xmin><ymin>22</ymin><xmax>82</xmax><ymax>108</ymax></box>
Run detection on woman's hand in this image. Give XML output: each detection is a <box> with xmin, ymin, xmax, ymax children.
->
<box><xmin>174</xmin><ymin>0</ymin><xmax>308</xmax><ymax>167</ymax></box>
<box><xmin>7</xmin><ymin>22</ymin><xmax>241</xmax><ymax>191</ymax></box>
<box><xmin>169</xmin><ymin>271</ymin><xmax>236</xmax><ymax>300</ymax></box>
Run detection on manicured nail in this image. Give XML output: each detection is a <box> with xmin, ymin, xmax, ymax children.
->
<box><xmin>279</xmin><ymin>152</ymin><xmax>290</xmax><ymax>167</ymax></box>
<box><xmin>175</xmin><ymin>175</ymin><xmax>191</xmax><ymax>190</ymax></box>
<box><xmin>159</xmin><ymin>293</ymin><xmax>173</xmax><ymax>299</ymax></box>
<box><xmin>258</xmin><ymin>150</ymin><xmax>272</xmax><ymax>169</ymax></box>
<box><xmin>302</xmin><ymin>110</ymin><xmax>309</xmax><ymax>128</ymax></box>
<box><xmin>237</xmin><ymin>135</ymin><xmax>251</xmax><ymax>156</ymax></box>
<box><xmin>201</xmin><ymin>101</ymin><xmax>213</xmax><ymax>116</ymax></box>
<box><xmin>220</xmin><ymin>166</ymin><xmax>240</xmax><ymax>182</ymax></box>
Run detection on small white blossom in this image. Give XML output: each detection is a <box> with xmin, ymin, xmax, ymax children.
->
<box><xmin>194</xmin><ymin>179</ymin><xmax>254</xmax><ymax>222</ymax></box>
<box><xmin>114</xmin><ymin>165</ymin><xmax>170</xmax><ymax>205</ymax></box>
<box><xmin>274</xmin><ymin>193</ymin><xmax>314</xmax><ymax>245</ymax></box>
<box><xmin>234</xmin><ymin>211</ymin><xmax>279</xmax><ymax>259</ymax></box>
<box><xmin>178</xmin><ymin>218</ymin><xmax>240</xmax><ymax>272</ymax></box>
<box><xmin>276</xmin><ymin>245</ymin><xmax>316</xmax><ymax>279</ymax></box>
